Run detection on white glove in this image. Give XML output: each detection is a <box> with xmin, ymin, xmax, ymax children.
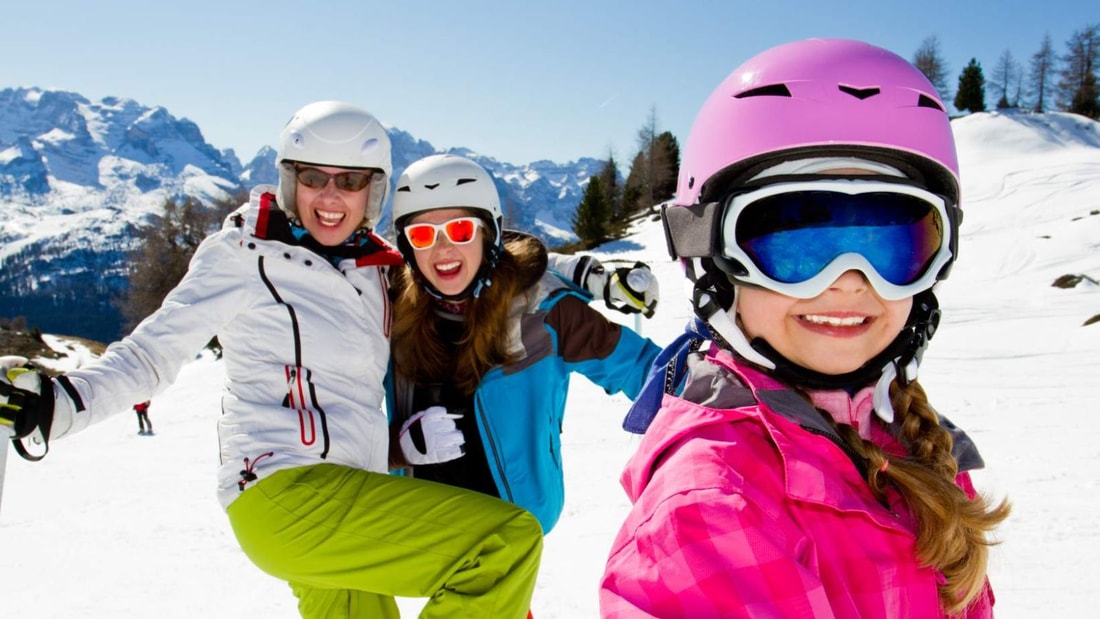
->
<box><xmin>398</xmin><ymin>406</ymin><xmax>465</xmax><ymax>466</ymax></box>
<box><xmin>586</xmin><ymin>261</ymin><xmax>659</xmax><ymax>318</ymax></box>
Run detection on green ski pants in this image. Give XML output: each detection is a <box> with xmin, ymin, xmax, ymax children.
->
<box><xmin>226</xmin><ymin>463</ymin><xmax>543</xmax><ymax>618</ymax></box>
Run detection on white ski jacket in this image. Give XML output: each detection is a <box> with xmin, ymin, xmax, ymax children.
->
<box><xmin>54</xmin><ymin>186</ymin><xmax>402</xmax><ymax>508</ymax></box>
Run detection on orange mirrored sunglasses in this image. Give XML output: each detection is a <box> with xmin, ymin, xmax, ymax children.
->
<box><xmin>403</xmin><ymin>217</ymin><xmax>484</xmax><ymax>250</ymax></box>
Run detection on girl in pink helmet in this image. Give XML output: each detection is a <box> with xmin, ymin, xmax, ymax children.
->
<box><xmin>600</xmin><ymin>39</ymin><xmax>1010</xmax><ymax>618</ymax></box>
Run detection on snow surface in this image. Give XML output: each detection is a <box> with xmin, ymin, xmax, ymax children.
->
<box><xmin>1</xmin><ymin>110</ymin><xmax>1098</xmax><ymax>617</ymax></box>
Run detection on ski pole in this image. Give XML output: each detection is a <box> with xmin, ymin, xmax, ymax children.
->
<box><xmin>0</xmin><ymin>433</ymin><xmax>9</xmax><ymax>517</ymax></box>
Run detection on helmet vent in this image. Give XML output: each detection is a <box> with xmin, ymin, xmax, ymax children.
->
<box><xmin>917</xmin><ymin>94</ymin><xmax>946</xmax><ymax>112</ymax></box>
<box><xmin>734</xmin><ymin>84</ymin><xmax>791</xmax><ymax>99</ymax></box>
<box><xmin>838</xmin><ymin>85</ymin><xmax>880</xmax><ymax>100</ymax></box>
<box><xmin>425</xmin><ymin>183</ymin><xmax>440</xmax><ymax>190</ymax></box>
<box><xmin>456</xmin><ymin>177</ymin><xmax>477</xmax><ymax>186</ymax></box>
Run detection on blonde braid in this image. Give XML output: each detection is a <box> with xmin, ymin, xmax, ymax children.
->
<box><xmin>832</xmin><ymin>379</ymin><xmax>1010</xmax><ymax>613</ymax></box>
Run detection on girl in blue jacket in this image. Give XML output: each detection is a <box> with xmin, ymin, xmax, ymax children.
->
<box><xmin>386</xmin><ymin>154</ymin><xmax>661</xmax><ymax>534</ymax></box>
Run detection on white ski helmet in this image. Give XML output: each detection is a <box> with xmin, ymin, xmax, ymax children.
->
<box><xmin>275</xmin><ymin>101</ymin><xmax>392</xmax><ymax>229</ymax></box>
<box><xmin>392</xmin><ymin>154</ymin><xmax>503</xmax><ymax>225</ymax></box>
<box><xmin>392</xmin><ymin>154</ymin><xmax>505</xmax><ymax>299</ymax></box>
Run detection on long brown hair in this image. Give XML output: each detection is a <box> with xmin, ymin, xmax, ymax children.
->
<box><xmin>827</xmin><ymin>379</ymin><xmax>1011</xmax><ymax>613</ymax></box>
<box><xmin>391</xmin><ymin>232</ymin><xmax>546</xmax><ymax>394</ymax></box>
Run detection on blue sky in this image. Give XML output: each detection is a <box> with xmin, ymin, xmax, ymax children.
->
<box><xmin>6</xmin><ymin>1</ymin><xmax>1095</xmax><ymax>166</ymax></box>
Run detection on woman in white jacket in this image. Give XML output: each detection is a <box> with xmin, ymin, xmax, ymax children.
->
<box><xmin>0</xmin><ymin>101</ymin><xmax>542</xmax><ymax>619</ymax></box>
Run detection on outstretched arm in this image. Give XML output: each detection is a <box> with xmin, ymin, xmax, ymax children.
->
<box><xmin>546</xmin><ymin>254</ymin><xmax>659</xmax><ymax>318</ymax></box>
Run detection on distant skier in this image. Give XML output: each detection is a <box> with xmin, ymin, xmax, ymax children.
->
<box><xmin>133</xmin><ymin>400</ymin><xmax>153</xmax><ymax>435</ymax></box>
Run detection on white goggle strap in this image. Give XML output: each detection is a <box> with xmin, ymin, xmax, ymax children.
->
<box><xmin>700</xmin><ymin>287</ymin><xmax>776</xmax><ymax>371</ymax></box>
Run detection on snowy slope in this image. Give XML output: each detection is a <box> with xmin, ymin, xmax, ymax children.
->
<box><xmin>1</xmin><ymin>110</ymin><xmax>1099</xmax><ymax>617</ymax></box>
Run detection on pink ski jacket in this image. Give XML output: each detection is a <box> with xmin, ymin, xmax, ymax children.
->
<box><xmin>601</xmin><ymin>346</ymin><xmax>995</xmax><ymax>618</ymax></box>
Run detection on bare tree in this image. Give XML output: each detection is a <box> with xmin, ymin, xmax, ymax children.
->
<box><xmin>1029</xmin><ymin>33</ymin><xmax>1058</xmax><ymax>112</ymax></box>
<box><xmin>913</xmin><ymin>36</ymin><xmax>951</xmax><ymax>100</ymax></box>
<box><xmin>991</xmin><ymin>50</ymin><xmax>1019</xmax><ymax>109</ymax></box>
<box><xmin>1012</xmin><ymin>61</ymin><xmax>1025</xmax><ymax>108</ymax></box>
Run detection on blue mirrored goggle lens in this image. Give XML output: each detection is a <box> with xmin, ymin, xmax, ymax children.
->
<box><xmin>735</xmin><ymin>191</ymin><xmax>944</xmax><ymax>286</ymax></box>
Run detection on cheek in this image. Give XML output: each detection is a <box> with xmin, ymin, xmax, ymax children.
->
<box><xmin>883</xmin><ymin>298</ymin><xmax>913</xmax><ymax>334</ymax></box>
<box><xmin>413</xmin><ymin>250</ymin><xmax>433</xmax><ymax>273</ymax></box>
<box><xmin>736</xmin><ymin>289</ymin><xmax>789</xmax><ymax>339</ymax></box>
<box><xmin>467</xmin><ymin>242</ymin><xmax>485</xmax><ymax>265</ymax></box>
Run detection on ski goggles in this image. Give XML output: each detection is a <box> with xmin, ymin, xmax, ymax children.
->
<box><xmin>293</xmin><ymin>165</ymin><xmax>374</xmax><ymax>192</ymax></box>
<box><xmin>717</xmin><ymin>180</ymin><xmax>956</xmax><ymax>300</ymax></box>
<box><xmin>403</xmin><ymin>217</ymin><xmax>484</xmax><ymax>250</ymax></box>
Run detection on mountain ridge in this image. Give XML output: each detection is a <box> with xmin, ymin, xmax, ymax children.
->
<box><xmin>0</xmin><ymin>86</ymin><xmax>604</xmax><ymax>341</ymax></box>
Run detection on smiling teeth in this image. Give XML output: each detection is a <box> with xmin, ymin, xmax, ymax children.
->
<box><xmin>437</xmin><ymin>262</ymin><xmax>461</xmax><ymax>273</ymax></box>
<box><xmin>317</xmin><ymin>211</ymin><xmax>344</xmax><ymax>224</ymax></box>
<box><xmin>802</xmin><ymin>315</ymin><xmax>867</xmax><ymax>326</ymax></box>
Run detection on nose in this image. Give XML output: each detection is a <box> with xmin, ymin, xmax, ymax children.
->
<box><xmin>829</xmin><ymin>270</ymin><xmax>870</xmax><ymax>293</ymax></box>
<box><xmin>319</xmin><ymin>177</ymin><xmax>340</xmax><ymax>196</ymax></box>
<box><xmin>431</xmin><ymin>236</ymin><xmax>460</xmax><ymax>253</ymax></box>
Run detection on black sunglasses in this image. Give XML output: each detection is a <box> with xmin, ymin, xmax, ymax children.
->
<box><xmin>292</xmin><ymin>165</ymin><xmax>374</xmax><ymax>192</ymax></box>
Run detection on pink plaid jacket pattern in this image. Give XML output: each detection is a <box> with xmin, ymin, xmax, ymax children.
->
<box><xmin>600</xmin><ymin>349</ymin><xmax>994</xmax><ymax>618</ymax></box>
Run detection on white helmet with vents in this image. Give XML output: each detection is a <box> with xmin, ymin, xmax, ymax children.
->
<box><xmin>275</xmin><ymin>100</ymin><xmax>392</xmax><ymax>229</ymax></box>
<box><xmin>392</xmin><ymin>154</ymin><xmax>505</xmax><ymax>300</ymax></box>
<box><xmin>392</xmin><ymin>154</ymin><xmax>503</xmax><ymax>225</ymax></box>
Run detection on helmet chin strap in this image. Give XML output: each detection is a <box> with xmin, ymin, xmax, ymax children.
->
<box><xmin>690</xmin><ymin>261</ymin><xmax>941</xmax><ymax>421</ymax></box>
<box><xmin>416</xmin><ymin>262</ymin><xmax>494</xmax><ymax>302</ymax></box>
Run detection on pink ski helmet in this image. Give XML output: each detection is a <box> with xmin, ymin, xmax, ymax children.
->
<box><xmin>675</xmin><ymin>38</ymin><xmax>960</xmax><ymax>208</ymax></box>
<box><xmin>662</xmin><ymin>39</ymin><xmax>959</xmax><ymax>388</ymax></box>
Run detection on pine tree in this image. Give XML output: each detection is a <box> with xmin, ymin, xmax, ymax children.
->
<box><xmin>1070</xmin><ymin>71</ymin><xmax>1100</xmax><ymax>119</ymax></box>
<box><xmin>597</xmin><ymin>155</ymin><xmax>630</xmax><ymax>238</ymax></box>
<box><xmin>651</xmin><ymin>131</ymin><xmax>680</xmax><ymax>208</ymax></box>
<box><xmin>622</xmin><ymin>114</ymin><xmax>680</xmax><ymax>216</ymax></box>
<box><xmin>1058</xmin><ymin>24</ymin><xmax>1100</xmax><ymax>119</ymax></box>
<box><xmin>599</xmin><ymin>154</ymin><xmax>623</xmax><ymax>220</ymax></box>
<box><xmin>954</xmin><ymin>58</ymin><xmax>987</xmax><ymax>114</ymax></box>
<box><xmin>622</xmin><ymin>151</ymin><xmax>646</xmax><ymax>216</ymax></box>
<box><xmin>571</xmin><ymin>175</ymin><xmax>611</xmax><ymax>245</ymax></box>
<box><xmin>118</xmin><ymin>196</ymin><xmax>238</xmax><ymax>331</ymax></box>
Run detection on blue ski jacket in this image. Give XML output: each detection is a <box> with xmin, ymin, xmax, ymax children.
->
<box><xmin>387</xmin><ymin>265</ymin><xmax>660</xmax><ymax>533</ymax></box>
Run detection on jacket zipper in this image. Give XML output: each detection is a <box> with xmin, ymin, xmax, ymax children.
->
<box><xmin>477</xmin><ymin>394</ymin><xmax>513</xmax><ymax>502</ymax></box>
<box><xmin>800</xmin><ymin>424</ymin><xmax>882</xmax><ymax>505</ymax></box>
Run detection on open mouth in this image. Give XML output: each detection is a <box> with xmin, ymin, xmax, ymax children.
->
<box><xmin>435</xmin><ymin>261</ymin><xmax>462</xmax><ymax>276</ymax></box>
<box><xmin>315</xmin><ymin>209</ymin><xmax>346</xmax><ymax>227</ymax></box>
<box><xmin>799</xmin><ymin>314</ymin><xmax>870</xmax><ymax>327</ymax></box>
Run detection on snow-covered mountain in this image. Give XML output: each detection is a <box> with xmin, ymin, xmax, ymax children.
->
<box><xmin>0</xmin><ymin>87</ymin><xmax>603</xmax><ymax>342</ymax></box>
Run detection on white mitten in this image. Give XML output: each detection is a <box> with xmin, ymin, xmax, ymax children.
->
<box><xmin>398</xmin><ymin>406</ymin><xmax>465</xmax><ymax>466</ymax></box>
